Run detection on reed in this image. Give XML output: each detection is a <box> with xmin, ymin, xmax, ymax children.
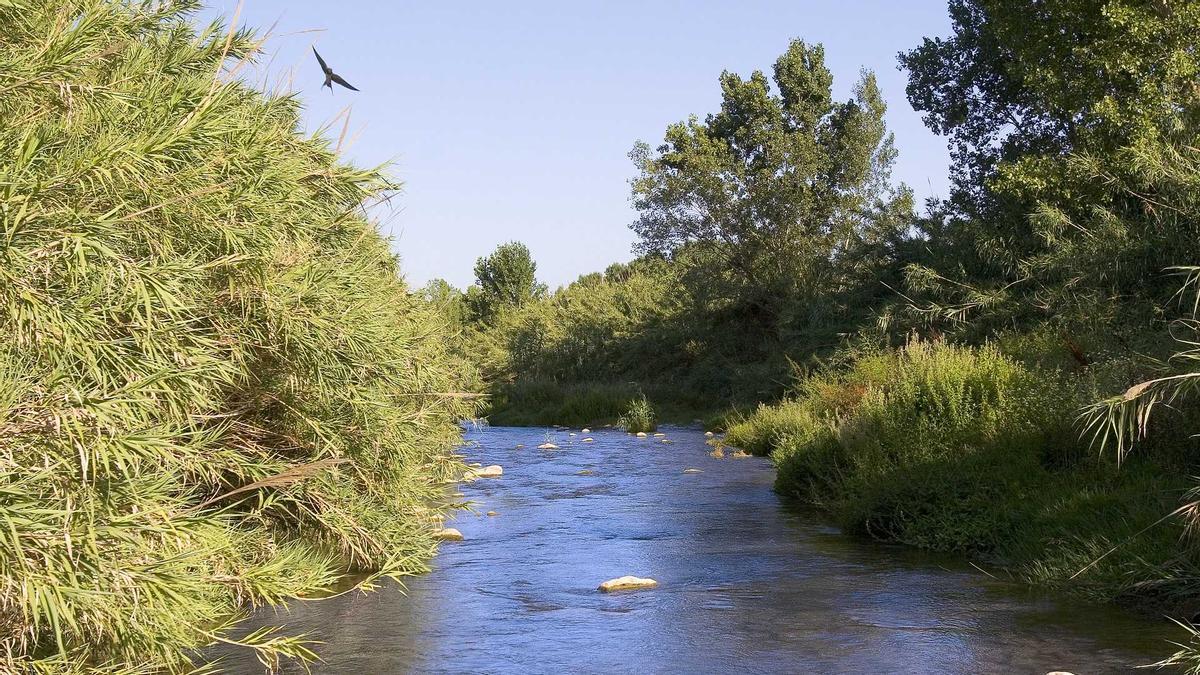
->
<box><xmin>0</xmin><ymin>1</ymin><xmax>474</xmax><ymax>670</ymax></box>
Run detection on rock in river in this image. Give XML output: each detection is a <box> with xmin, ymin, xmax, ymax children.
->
<box><xmin>705</xmin><ymin>431</ymin><xmax>714</xmax><ymax>437</ymax></box>
<box><xmin>538</xmin><ymin>442</ymin><xmax>559</xmax><ymax>450</ymax></box>
<box><xmin>466</xmin><ymin>465</ymin><xmax>503</xmax><ymax>479</ymax></box>
<box><xmin>581</xmin><ymin>428</ymin><xmax>591</xmax><ymax>433</ymax></box>
<box><xmin>708</xmin><ymin>448</ymin><xmax>725</xmax><ymax>458</ymax></box>
<box><xmin>598</xmin><ymin>576</ymin><xmax>658</xmax><ymax>592</ymax></box>
<box><xmin>635</xmin><ymin>432</ymin><xmax>647</xmax><ymax>438</ymax></box>
<box><xmin>581</xmin><ymin>437</ymin><xmax>595</xmax><ymax>443</ymax></box>
<box><xmin>486</xmin><ymin>511</ymin><xmax>498</xmax><ymax>517</ymax></box>
<box><xmin>433</xmin><ymin>528</ymin><xmax>463</xmax><ymax>541</ymax></box>
<box><xmin>683</xmin><ymin>468</ymin><xmax>703</xmax><ymax>473</ymax></box>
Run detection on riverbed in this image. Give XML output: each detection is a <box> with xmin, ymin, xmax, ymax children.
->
<box><xmin>215</xmin><ymin>425</ymin><xmax>1177</xmax><ymax>673</ymax></box>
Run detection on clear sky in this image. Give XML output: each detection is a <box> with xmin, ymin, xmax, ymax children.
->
<box><xmin>202</xmin><ymin>1</ymin><xmax>953</xmax><ymax>290</ymax></box>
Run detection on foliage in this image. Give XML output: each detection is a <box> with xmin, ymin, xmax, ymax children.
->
<box><xmin>630</xmin><ymin>39</ymin><xmax>913</xmax><ymax>325</ymax></box>
<box><xmin>617</xmin><ymin>395</ymin><xmax>657</xmax><ymax>434</ymax></box>
<box><xmin>465</xmin><ymin>241</ymin><xmax>547</xmax><ymax>322</ymax></box>
<box><xmin>0</xmin><ymin>2</ymin><xmax>473</xmax><ymax>670</ymax></box>
<box><xmin>730</xmin><ymin>341</ymin><xmax>1196</xmax><ymax>603</ymax></box>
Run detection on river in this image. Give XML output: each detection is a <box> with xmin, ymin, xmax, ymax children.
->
<box><xmin>214</xmin><ymin>425</ymin><xmax>1177</xmax><ymax>674</ymax></box>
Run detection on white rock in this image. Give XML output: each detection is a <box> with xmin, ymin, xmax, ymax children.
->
<box><xmin>581</xmin><ymin>428</ymin><xmax>591</xmax><ymax>433</ymax></box>
<box><xmin>433</xmin><ymin>528</ymin><xmax>463</xmax><ymax>541</ymax></box>
<box><xmin>683</xmin><ymin>468</ymin><xmax>703</xmax><ymax>473</ymax></box>
<box><xmin>654</xmin><ymin>433</ymin><xmax>666</xmax><ymax>437</ymax></box>
<box><xmin>486</xmin><ymin>511</ymin><xmax>498</xmax><ymax>517</ymax></box>
<box><xmin>704</xmin><ymin>431</ymin><xmax>714</xmax><ymax>437</ymax></box>
<box><xmin>581</xmin><ymin>437</ymin><xmax>595</xmax><ymax>443</ymax></box>
<box><xmin>598</xmin><ymin>575</ymin><xmax>658</xmax><ymax>592</ymax></box>
<box><xmin>538</xmin><ymin>442</ymin><xmax>559</xmax><ymax>450</ymax></box>
<box><xmin>466</xmin><ymin>465</ymin><xmax>503</xmax><ymax>479</ymax></box>
<box><xmin>635</xmin><ymin>432</ymin><xmax>647</xmax><ymax>438</ymax></box>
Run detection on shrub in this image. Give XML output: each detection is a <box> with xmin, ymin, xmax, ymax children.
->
<box><xmin>0</xmin><ymin>3</ymin><xmax>473</xmax><ymax>670</ymax></box>
<box><xmin>618</xmin><ymin>395</ymin><xmax>658</xmax><ymax>433</ymax></box>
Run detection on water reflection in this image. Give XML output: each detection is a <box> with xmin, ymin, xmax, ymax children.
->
<box><xmin>213</xmin><ymin>426</ymin><xmax>1175</xmax><ymax>674</ymax></box>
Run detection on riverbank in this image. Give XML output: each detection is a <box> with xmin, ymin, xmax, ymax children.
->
<box><xmin>724</xmin><ymin>341</ymin><xmax>1200</xmax><ymax>616</ymax></box>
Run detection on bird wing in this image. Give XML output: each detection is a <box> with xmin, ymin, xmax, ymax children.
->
<box><xmin>330</xmin><ymin>73</ymin><xmax>359</xmax><ymax>91</ymax></box>
<box><xmin>312</xmin><ymin>46</ymin><xmax>329</xmax><ymax>73</ymax></box>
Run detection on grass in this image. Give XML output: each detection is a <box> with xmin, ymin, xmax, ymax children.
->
<box><xmin>617</xmin><ymin>395</ymin><xmax>658</xmax><ymax>433</ymax></box>
<box><xmin>0</xmin><ymin>2</ymin><xmax>474</xmax><ymax>671</ymax></box>
<box><xmin>727</xmin><ymin>340</ymin><xmax>1200</xmax><ymax>609</ymax></box>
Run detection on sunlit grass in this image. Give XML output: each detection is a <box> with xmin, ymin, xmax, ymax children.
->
<box><xmin>0</xmin><ymin>1</ymin><xmax>473</xmax><ymax>670</ymax></box>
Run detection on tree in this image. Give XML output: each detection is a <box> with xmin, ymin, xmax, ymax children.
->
<box><xmin>900</xmin><ymin>0</ymin><xmax>1200</xmax><ymax>303</ymax></box>
<box><xmin>629</xmin><ymin>39</ymin><xmax>913</xmax><ymax>324</ymax></box>
<box><xmin>467</xmin><ymin>242</ymin><xmax>547</xmax><ymax>321</ymax></box>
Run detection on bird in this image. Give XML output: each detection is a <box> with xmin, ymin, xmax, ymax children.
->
<box><xmin>312</xmin><ymin>47</ymin><xmax>358</xmax><ymax>92</ymax></box>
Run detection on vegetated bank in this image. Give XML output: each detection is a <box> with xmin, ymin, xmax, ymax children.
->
<box><xmin>0</xmin><ymin>2</ymin><xmax>473</xmax><ymax>671</ymax></box>
<box><xmin>427</xmin><ymin>1</ymin><xmax>1200</xmax><ymax>663</ymax></box>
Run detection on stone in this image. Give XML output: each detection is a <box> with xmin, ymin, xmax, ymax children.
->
<box><xmin>486</xmin><ymin>511</ymin><xmax>498</xmax><ymax>517</ymax></box>
<box><xmin>654</xmin><ymin>433</ymin><xmax>666</xmax><ymax>437</ymax></box>
<box><xmin>576</xmin><ymin>469</ymin><xmax>595</xmax><ymax>476</ymax></box>
<box><xmin>730</xmin><ymin>449</ymin><xmax>750</xmax><ymax>459</ymax></box>
<box><xmin>636</xmin><ymin>432</ymin><xmax>647</xmax><ymax>438</ymax></box>
<box><xmin>581</xmin><ymin>428</ymin><xmax>591</xmax><ymax>433</ymax></box>
<box><xmin>515</xmin><ymin>444</ymin><xmax>525</xmax><ymax>449</ymax></box>
<box><xmin>660</xmin><ymin>439</ymin><xmax>672</xmax><ymax>444</ymax></box>
<box><xmin>466</xmin><ymin>465</ymin><xmax>503</xmax><ymax>479</ymax></box>
<box><xmin>598</xmin><ymin>576</ymin><xmax>658</xmax><ymax>592</ymax></box>
<box><xmin>709</xmin><ymin>448</ymin><xmax>725</xmax><ymax>458</ymax></box>
<box><xmin>538</xmin><ymin>442</ymin><xmax>559</xmax><ymax>450</ymax></box>
<box><xmin>683</xmin><ymin>468</ymin><xmax>703</xmax><ymax>473</ymax></box>
<box><xmin>569</xmin><ymin>432</ymin><xmax>577</xmax><ymax>436</ymax></box>
<box><xmin>433</xmin><ymin>528</ymin><xmax>463</xmax><ymax>541</ymax></box>
<box><xmin>582</xmin><ymin>437</ymin><xmax>595</xmax><ymax>443</ymax></box>
<box><xmin>468</xmin><ymin>462</ymin><xmax>482</xmax><ymax>467</ymax></box>
<box><xmin>704</xmin><ymin>431</ymin><xmax>714</xmax><ymax>437</ymax></box>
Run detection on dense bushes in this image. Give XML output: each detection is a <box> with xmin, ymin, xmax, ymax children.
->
<box><xmin>0</xmin><ymin>2</ymin><xmax>472</xmax><ymax>670</ymax></box>
<box><xmin>727</xmin><ymin>341</ymin><xmax>1197</xmax><ymax>605</ymax></box>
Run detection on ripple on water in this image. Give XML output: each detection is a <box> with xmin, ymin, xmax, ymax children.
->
<box><xmin>210</xmin><ymin>425</ymin><xmax>1178</xmax><ymax>675</ymax></box>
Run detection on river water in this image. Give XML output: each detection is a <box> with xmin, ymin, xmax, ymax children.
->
<box><xmin>216</xmin><ymin>425</ymin><xmax>1178</xmax><ymax>674</ymax></box>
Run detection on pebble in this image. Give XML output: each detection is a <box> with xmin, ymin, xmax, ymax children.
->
<box><xmin>433</xmin><ymin>528</ymin><xmax>463</xmax><ymax>541</ymax></box>
<box><xmin>599</xmin><ymin>576</ymin><xmax>658</xmax><ymax>592</ymax></box>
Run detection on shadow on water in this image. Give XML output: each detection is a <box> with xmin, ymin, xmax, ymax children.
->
<box><xmin>210</xmin><ymin>426</ymin><xmax>1180</xmax><ymax>674</ymax></box>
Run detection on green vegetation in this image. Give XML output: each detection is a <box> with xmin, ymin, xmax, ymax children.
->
<box><xmin>435</xmin><ymin>0</ymin><xmax>1200</xmax><ymax>660</ymax></box>
<box><xmin>617</xmin><ymin>395</ymin><xmax>657</xmax><ymax>434</ymax></box>
<box><xmin>0</xmin><ymin>2</ymin><xmax>472</xmax><ymax>671</ymax></box>
<box><xmin>728</xmin><ymin>341</ymin><xmax>1195</xmax><ymax>605</ymax></box>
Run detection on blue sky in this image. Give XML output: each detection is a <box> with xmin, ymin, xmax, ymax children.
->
<box><xmin>203</xmin><ymin>1</ymin><xmax>953</xmax><ymax>289</ymax></box>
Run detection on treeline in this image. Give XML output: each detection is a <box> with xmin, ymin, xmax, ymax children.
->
<box><xmin>431</xmin><ymin>0</ymin><xmax>1200</xmax><ymax>654</ymax></box>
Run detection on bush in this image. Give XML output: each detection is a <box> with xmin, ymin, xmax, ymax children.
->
<box><xmin>735</xmin><ymin>340</ymin><xmax>1195</xmax><ymax>605</ymax></box>
<box><xmin>0</xmin><ymin>3</ymin><xmax>473</xmax><ymax>670</ymax></box>
<box><xmin>618</xmin><ymin>395</ymin><xmax>658</xmax><ymax>433</ymax></box>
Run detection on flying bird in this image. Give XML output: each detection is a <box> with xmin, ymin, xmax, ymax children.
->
<box><xmin>312</xmin><ymin>47</ymin><xmax>358</xmax><ymax>92</ymax></box>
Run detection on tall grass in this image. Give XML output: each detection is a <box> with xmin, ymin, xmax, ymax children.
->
<box><xmin>617</xmin><ymin>395</ymin><xmax>657</xmax><ymax>433</ymax></box>
<box><xmin>728</xmin><ymin>340</ymin><xmax>1195</xmax><ymax>604</ymax></box>
<box><xmin>0</xmin><ymin>1</ymin><xmax>473</xmax><ymax>671</ymax></box>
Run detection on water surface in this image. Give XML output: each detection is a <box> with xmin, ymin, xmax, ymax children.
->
<box><xmin>218</xmin><ymin>425</ymin><xmax>1177</xmax><ymax>674</ymax></box>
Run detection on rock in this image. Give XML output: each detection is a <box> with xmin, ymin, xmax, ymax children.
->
<box><xmin>654</xmin><ymin>433</ymin><xmax>666</xmax><ymax>437</ymax></box>
<box><xmin>683</xmin><ymin>468</ymin><xmax>703</xmax><ymax>473</ymax></box>
<box><xmin>709</xmin><ymin>448</ymin><xmax>725</xmax><ymax>458</ymax></box>
<box><xmin>515</xmin><ymin>444</ymin><xmax>525</xmax><ymax>449</ymax></box>
<box><xmin>598</xmin><ymin>576</ymin><xmax>658</xmax><ymax>592</ymax></box>
<box><xmin>636</xmin><ymin>432</ymin><xmax>647</xmax><ymax>438</ymax></box>
<box><xmin>486</xmin><ymin>511</ymin><xmax>498</xmax><ymax>517</ymax></box>
<box><xmin>660</xmin><ymin>439</ymin><xmax>672</xmax><ymax>444</ymax></box>
<box><xmin>581</xmin><ymin>428</ymin><xmax>591</xmax><ymax>433</ymax></box>
<box><xmin>433</xmin><ymin>528</ymin><xmax>463</xmax><ymax>541</ymax></box>
<box><xmin>581</xmin><ymin>437</ymin><xmax>595</xmax><ymax>443</ymax></box>
<box><xmin>569</xmin><ymin>432</ymin><xmax>576</xmax><ymax>436</ymax></box>
<box><xmin>704</xmin><ymin>431</ymin><xmax>714</xmax><ymax>437</ymax></box>
<box><xmin>730</xmin><ymin>449</ymin><xmax>750</xmax><ymax>459</ymax></box>
<box><xmin>576</xmin><ymin>469</ymin><xmax>595</xmax><ymax>476</ymax></box>
<box><xmin>538</xmin><ymin>443</ymin><xmax>559</xmax><ymax>450</ymax></box>
<box><xmin>466</xmin><ymin>465</ymin><xmax>503</xmax><ymax>479</ymax></box>
<box><xmin>468</xmin><ymin>462</ymin><xmax>482</xmax><ymax>467</ymax></box>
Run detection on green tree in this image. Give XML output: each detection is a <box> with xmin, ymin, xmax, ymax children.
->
<box><xmin>899</xmin><ymin>1</ymin><xmax>1200</xmax><ymax>327</ymax></box>
<box><xmin>629</xmin><ymin>39</ymin><xmax>913</xmax><ymax>322</ymax></box>
<box><xmin>467</xmin><ymin>241</ymin><xmax>547</xmax><ymax>321</ymax></box>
